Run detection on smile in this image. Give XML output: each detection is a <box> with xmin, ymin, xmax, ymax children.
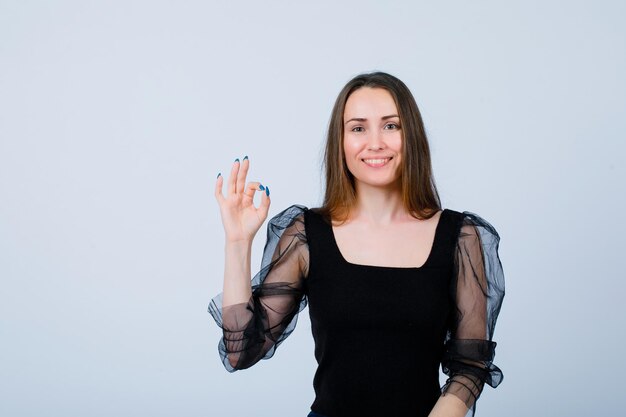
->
<box><xmin>362</xmin><ymin>157</ymin><xmax>391</xmax><ymax>167</ymax></box>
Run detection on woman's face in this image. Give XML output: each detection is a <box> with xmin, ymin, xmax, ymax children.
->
<box><xmin>343</xmin><ymin>87</ymin><xmax>403</xmax><ymax>190</ymax></box>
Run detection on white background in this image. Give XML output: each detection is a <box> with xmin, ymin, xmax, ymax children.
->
<box><xmin>1</xmin><ymin>1</ymin><xmax>624</xmax><ymax>416</ymax></box>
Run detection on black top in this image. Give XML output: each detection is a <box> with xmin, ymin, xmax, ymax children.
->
<box><xmin>208</xmin><ymin>205</ymin><xmax>505</xmax><ymax>417</ymax></box>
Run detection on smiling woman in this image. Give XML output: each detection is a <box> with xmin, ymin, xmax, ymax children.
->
<box><xmin>209</xmin><ymin>71</ymin><xmax>505</xmax><ymax>417</ymax></box>
<box><xmin>343</xmin><ymin>87</ymin><xmax>403</xmax><ymax>187</ymax></box>
<box><xmin>318</xmin><ymin>72</ymin><xmax>440</xmax><ymax>227</ymax></box>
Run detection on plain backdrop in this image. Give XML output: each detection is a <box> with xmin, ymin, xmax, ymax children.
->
<box><xmin>1</xmin><ymin>1</ymin><xmax>625</xmax><ymax>416</ymax></box>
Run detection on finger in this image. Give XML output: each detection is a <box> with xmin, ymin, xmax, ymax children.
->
<box><xmin>236</xmin><ymin>156</ymin><xmax>249</xmax><ymax>196</ymax></box>
<box><xmin>258</xmin><ymin>184</ymin><xmax>270</xmax><ymax>219</ymax></box>
<box><xmin>227</xmin><ymin>158</ymin><xmax>240</xmax><ymax>196</ymax></box>
<box><xmin>242</xmin><ymin>181</ymin><xmax>262</xmax><ymax>206</ymax></box>
<box><xmin>214</xmin><ymin>173</ymin><xmax>225</xmax><ymax>204</ymax></box>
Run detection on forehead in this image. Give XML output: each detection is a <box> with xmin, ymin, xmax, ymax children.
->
<box><xmin>344</xmin><ymin>87</ymin><xmax>398</xmax><ymax>119</ymax></box>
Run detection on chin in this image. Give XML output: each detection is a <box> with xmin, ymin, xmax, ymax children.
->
<box><xmin>355</xmin><ymin>177</ymin><xmax>400</xmax><ymax>188</ymax></box>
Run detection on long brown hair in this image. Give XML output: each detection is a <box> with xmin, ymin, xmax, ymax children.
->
<box><xmin>316</xmin><ymin>71</ymin><xmax>442</xmax><ymax>225</ymax></box>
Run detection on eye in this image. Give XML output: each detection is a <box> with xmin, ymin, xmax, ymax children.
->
<box><xmin>351</xmin><ymin>126</ymin><xmax>365</xmax><ymax>132</ymax></box>
<box><xmin>384</xmin><ymin>123</ymin><xmax>400</xmax><ymax>130</ymax></box>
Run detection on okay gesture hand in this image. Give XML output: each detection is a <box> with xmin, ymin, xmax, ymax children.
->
<box><xmin>214</xmin><ymin>157</ymin><xmax>270</xmax><ymax>244</ymax></box>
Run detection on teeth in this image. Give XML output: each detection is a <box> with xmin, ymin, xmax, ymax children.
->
<box><xmin>363</xmin><ymin>158</ymin><xmax>389</xmax><ymax>164</ymax></box>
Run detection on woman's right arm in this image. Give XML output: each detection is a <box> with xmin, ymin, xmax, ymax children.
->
<box><xmin>209</xmin><ymin>157</ymin><xmax>309</xmax><ymax>372</ymax></box>
<box><xmin>216</xmin><ymin>157</ymin><xmax>270</xmax><ymax>307</ymax></box>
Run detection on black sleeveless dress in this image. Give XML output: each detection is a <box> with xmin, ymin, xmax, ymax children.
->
<box><xmin>208</xmin><ymin>204</ymin><xmax>505</xmax><ymax>417</ymax></box>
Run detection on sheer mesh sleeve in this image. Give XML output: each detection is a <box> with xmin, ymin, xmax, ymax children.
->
<box><xmin>208</xmin><ymin>204</ymin><xmax>309</xmax><ymax>372</ymax></box>
<box><xmin>441</xmin><ymin>211</ymin><xmax>505</xmax><ymax>416</ymax></box>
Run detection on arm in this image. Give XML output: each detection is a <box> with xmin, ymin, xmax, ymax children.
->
<box><xmin>428</xmin><ymin>393</ymin><xmax>470</xmax><ymax>417</ymax></box>
<box><xmin>208</xmin><ymin>157</ymin><xmax>308</xmax><ymax>372</ymax></box>
<box><xmin>222</xmin><ymin>239</ymin><xmax>253</xmax><ymax>308</ymax></box>
<box><xmin>209</xmin><ymin>157</ymin><xmax>309</xmax><ymax>372</ymax></box>
<box><xmin>215</xmin><ymin>157</ymin><xmax>267</xmax><ymax>309</ymax></box>
<box><xmin>431</xmin><ymin>211</ymin><xmax>505</xmax><ymax>417</ymax></box>
<box><xmin>209</xmin><ymin>205</ymin><xmax>309</xmax><ymax>371</ymax></box>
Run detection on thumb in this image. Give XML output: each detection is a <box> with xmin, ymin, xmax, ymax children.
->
<box><xmin>258</xmin><ymin>185</ymin><xmax>271</xmax><ymax>220</ymax></box>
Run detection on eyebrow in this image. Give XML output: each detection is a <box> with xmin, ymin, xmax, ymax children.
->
<box><xmin>344</xmin><ymin>114</ymin><xmax>400</xmax><ymax>125</ymax></box>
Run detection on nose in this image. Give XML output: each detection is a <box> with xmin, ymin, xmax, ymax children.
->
<box><xmin>367</xmin><ymin>129</ymin><xmax>385</xmax><ymax>150</ymax></box>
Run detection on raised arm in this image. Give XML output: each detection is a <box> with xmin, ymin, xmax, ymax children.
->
<box><xmin>209</xmin><ymin>156</ymin><xmax>309</xmax><ymax>372</ymax></box>
<box><xmin>432</xmin><ymin>211</ymin><xmax>505</xmax><ymax>417</ymax></box>
<box><xmin>213</xmin><ymin>157</ymin><xmax>272</xmax><ymax>307</ymax></box>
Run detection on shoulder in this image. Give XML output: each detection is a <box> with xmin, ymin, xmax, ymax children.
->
<box><xmin>446</xmin><ymin>208</ymin><xmax>502</xmax><ymax>244</ymax></box>
<box><xmin>265</xmin><ymin>204</ymin><xmax>310</xmax><ymax>236</ymax></box>
<box><xmin>264</xmin><ymin>205</ymin><xmax>310</xmax><ymax>247</ymax></box>
<box><xmin>269</xmin><ymin>204</ymin><xmax>309</xmax><ymax>223</ymax></box>
<box><xmin>275</xmin><ymin>203</ymin><xmax>309</xmax><ymax>214</ymax></box>
<box><xmin>443</xmin><ymin>207</ymin><xmax>464</xmax><ymax>223</ymax></box>
<box><xmin>302</xmin><ymin>206</ymin><xmax>331</xmax><ymax>225</ymax></box>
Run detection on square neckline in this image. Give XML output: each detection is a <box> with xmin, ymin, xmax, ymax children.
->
<box><xmin>327</xmin><ymin>208</ymin><xmax>448</xmax><ymax>271</ymax></box>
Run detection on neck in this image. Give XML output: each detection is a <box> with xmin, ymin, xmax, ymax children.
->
<box><xmin>350</xmin><ymin>181</ymin><xmax>408</xmax><ymax>225</ymax></box>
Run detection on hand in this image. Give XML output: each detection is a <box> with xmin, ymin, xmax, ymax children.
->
<box><xmin>214</xmin><ymin>157</ymin><xmax>270</xmax><ymax>243</ymax></box>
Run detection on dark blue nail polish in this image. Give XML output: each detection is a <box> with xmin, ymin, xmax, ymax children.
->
<box><xmin>243</xmin><ymin>155</ymin><xmax>248</xmax><ymax>160</ymax></box>
<box><xmin>234</xmin><ymin>158</ymin><xmax>239</xmax><ymax>163</ymax></box>
<box><xmin>265</xmin><ymin>186</ymin><xmax>270</xmax><ymax>196</ymax></box>
<box><xmin>217</xmin><ymin>172</ymin><xmax>221</xmax><ymax>178</ymax></box>
<box><xmin>259</xmin><ymin>184</ymin><xmax>265</xmax><ymax>191</ymax></box>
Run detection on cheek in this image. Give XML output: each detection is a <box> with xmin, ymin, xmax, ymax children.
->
<box><xmin>342</xmin><ymin>142</ymin><xmax>361</xmax><ymax>173</ymax></box>
<box><xmin>391</xmin><ymin>135</ymin><xmax>403</xmax><ymax>165</ymax></box>
<box><xmin>391</xmin><ymin>133</ymin><xmax>403</xmax><ymax>150</ymax></box>
<box><xmin>343</xmin><ymin>137</ymin><xmax>361</xmax><ymax>157</ymax></box>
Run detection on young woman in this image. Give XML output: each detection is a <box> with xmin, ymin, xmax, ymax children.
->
<box><xmin>209</xmin><ymin>72</ymin><xmax>505</xmax><ymax>417</ymax></box>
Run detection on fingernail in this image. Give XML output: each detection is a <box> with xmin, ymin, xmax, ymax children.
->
<box><xmin>259</xmin><ymin>184</ymin><xmax>265</xmax><ymax>191</ymax></box>
<box><xmin>234</xmin><ymin>158</ymin><xmax>239</xmax><ymax>163</ymax></box>
<box><xmin>217</xmin><ymin>172</ymin><xmax>221</xmax><ymax>179</ymax></box>
<box><xmin>243</xmin><ymin>155</ymin><xmax>248</xmax><ymax>160</ymax></box>
<box><xmin>265</xmin><ymin>186</ymin><xmax>270</xmax><ymax>196</ymax></box>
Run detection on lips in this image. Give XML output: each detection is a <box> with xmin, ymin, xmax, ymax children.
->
<box><xmin>361</xmin><ymin>157</ymin><xmax>392</xmax><ymax>167</ymax></box>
